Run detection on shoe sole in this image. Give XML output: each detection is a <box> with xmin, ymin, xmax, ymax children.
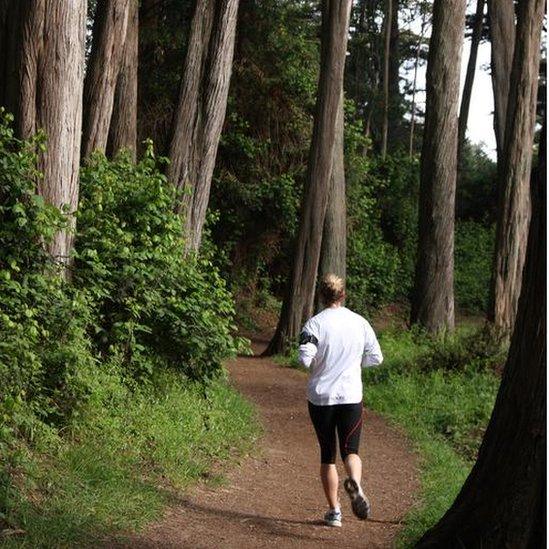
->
<box><xmin>344</xmin><ymin>478</ymin><xmax>371</xmax><ymax>520</ymax></box>
<box><xmin>324</xmin><ymin>519</ymin><xmax>342</xmax><ymax>527</ymax></box>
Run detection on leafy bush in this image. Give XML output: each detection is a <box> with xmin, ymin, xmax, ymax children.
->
<box><xmin>455</xmin><ymin>221</ymin><xmax>494</xmax><ymax>313</ymax></box>
<box><xmin>75</xmin><ymin>148</ymin><xmax>242</xmax><ymax>381</ymax></box>
<box><xmin>0</xmin><ymin>112</ymin><xmax>97</xmax><ymax>439</ymax></box>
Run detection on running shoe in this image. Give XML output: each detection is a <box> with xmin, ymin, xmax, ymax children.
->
<box><xmin>324</xmin><ymin>508</ymin><xmax>342</xmax><ymax>527</ymax></box>
<box><xmin>344</xmin><ymin>478</ymin><xmax>371</xmax><ymax>520</ymax></box>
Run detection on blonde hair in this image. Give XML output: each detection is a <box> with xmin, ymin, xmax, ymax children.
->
<box><xmin>319</xmin><ymin>273</ymin><xmax>345</xmax><ymax>305</ymax></box>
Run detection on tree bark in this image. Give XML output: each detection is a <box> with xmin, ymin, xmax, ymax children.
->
<box><xmin>409</xmin><ymin>9</ymin><xmax>428</xmax><ymax>158</ymax></box>
<box><xmin>490</xmin><ymin>0</ymin><xmax>544</xmax><ymax>332</ymax></box>
<box><xmin>380</xmin><ymin>0</ymin><xmax>392</xmax><ymax>158</ymax></box>
<box><xmin>416</xmin><ymin>106</ymin><xmax>546</xmax><ymax>549</ymax></box>
<box><xmin>487</xmin><ymin>0</ymin><xmax>515</xmax><ymax>165</ymax></box>
<box><xmin>108</xmin><ymin>0</ymin><xmax>138</xmax><ymax>159</ymax></box>
<box><xmin>265</xmin><ymin>0</ymin><xmax>352</xmax><ymax>355</ymax></box>
<box><xmin>457</xmin><ymin>0</ymin><xmax>485</xmax><ymax>170</ymax></box>
<box><xmin>410</xmin><ymin>0</ymin><xmax>466</xmax><ymax>334</ymax></box>
<box><xmin>317</xmin><ymin>90</ymin><xmax>346</xmax><ymax>311</ymax></box>
<box><xmin>387</xmin><ymin>0</ymin><xmax>400</xmax><ymax>147</ymax></box>
<box><xmin>0</xmin><ymin>0</ymin><xmax>22</xmax><ymax>118</ymax></box>
<box><xmin>82</xmin><ymin>0</ymin><xmax>130</xmax><ymax>159</ymax></box>
<box><xmin>17</xmin><ymin>1</ymin><xmax>87</xmax><ymax>265</ymax></box>
<box><xmin>167</xmin><ymin>0</ymin><xmax>239</xmax><ymax>253</ymax></box>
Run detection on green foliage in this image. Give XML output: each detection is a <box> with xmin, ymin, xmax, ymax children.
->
<box><xmin>0</xmin><ymin>112</ymin><xmax>97</xmax><ymax>439</ymax></box>
<box><xmin>210</xmin><ymin>0</ymin><xmax>319</xmax><ymax>291</ymax></box>
<box><xmin>363</xmin><ymin>324</ymin><xmax>502</xmax><ymax>546</ymax></box>
<box><xmin>346</xmin><ymin>152</ymin><xmax>419</xmax><ymax>314</ymax></box>
<box><xmin>75</xmin><ymin>148</ymin><xmax>242</xmax><ymax>381</ymax></box>
<box><xmin>455</xmin><ymin>221</ymin><xmax>494</xmax><ymax>313</ymax></box>
<box><xmin>1</xmin><ymin>371</ymin><xmax>259</xmax><ymax>546</ymax></box>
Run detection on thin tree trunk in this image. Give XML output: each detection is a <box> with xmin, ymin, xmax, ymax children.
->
<box><xmin>317</xmin><ymin>90</ymin><xmax>346</xmax><ymax>311</ymax></box>
<box><xmin>409</xmin><ymin>10</ymin><xmax>427</xmax><ymax>158</ymax></box>
<box><xmin>457</xmin><ymin>0</ymin><xmax>485</xmax><ymax>169</ymax></box>
<box><xmin>416</xmin><ymin>107</ymin><xmax>546</xmax><ymax>549</ymax></box>
<box><xmin>18</xmin><ymin>1</ymin><xmax>87</xmax><ymax>265</ymax></box>
<box><xmin>487</xmin><ymin>0</ymin><xmax>515</xmax><ymax>166</ymax></box>
<box><xmin>82</xmin><ymin>0</ymin><xmax>130</xmax><ymax>159</ymax></box>
<box><xmin>387</xmin><ymin>0</ymin><xmax>400</xmax><ymax>146</ymax></box>
<box><xmin>167</xmin><ymin>0</ymin><xmax>239</xmax><ymax>253</ymax></box>
<box><xmin>108</xmin><ymin>0</ymin><xmax>138</xmax><ymax>159</ymax></box>
<box><xmin>265</xmin><ymin>0</ymin><xmax>352</xmax><ymax>355</ymax></box>
<box><xmin>490</xmin><ymin>0</ymin><xmax>544</xmax><ymax>332</ymax></box>
<box><xmin>410</xmin><ymin>0</ymin><xmax>466</xmax><ymax>334</ymax></box>
<box><xmin>380</xmin><ymin>0</ymin><xmax>392</xmax><ymax>158</ymax></box>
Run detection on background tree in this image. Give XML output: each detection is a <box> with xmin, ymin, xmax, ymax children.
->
<box><xmin>380</xmin><ymin>0</ymin><xmax>392</xmax><ymax>158</ymax></box>
<box><xmin>410</xmin><ymin>0</ymin><xmax>466</xmax><ymax>333</ymax></box>
<box><xmin>16</xmin><ymin>0</ymin><xmax>87</xmax><ymax>264</ymax></box>
<box><xmin>108</xmin><ymin>0</ymin><xmax>138</xmax><ymax>159</ymax></box>
<box><xmin>317</xmin><ymin>90</ymin><xmax>346</xmax><ymax>310</ymax></box>
<box><xmin>265</xmin><ymin>0</ymin><xmax>352</xmax><ymax>354</ymax></box>
<box><xmin>490</xmin><ymin>0</ymin><xmax>544</xmax><ymax>332</ymax></box>
<box><xmin>167</xmin><ymin>0</ymin><xmax>240</xmax><ymax>252</ymax></box>
<box><xmin>457</xmin><ymin>0</ymin><xmax>486</xmax><ymax>174</ymax></box>
<box><xmin>416</xmin><ymin>111</ymin><xmax>546</xmax><ymax>549</ymax></box>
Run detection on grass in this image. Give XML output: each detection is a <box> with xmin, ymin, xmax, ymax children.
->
<box><xmin>0</xmin><ymin>371</ymin><xmax>260</xmax><ymax>548</ymax></box>
<box><xmin>363</xmin><ymin>324</ymin><xmax>503</xmax><ymax>546</ymax></box>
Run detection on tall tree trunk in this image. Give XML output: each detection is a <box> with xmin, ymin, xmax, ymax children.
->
<box><xmin>18</xmin><ymin>1</ymin><xmax>87</xmax><ymax>265</ymax></box>
<box><xmin>167</xmin><ymin>0</ymin><xmax>239</xmax><ymax>253</ymax></box>
<box><xmin>416</xmin><ymin>109</ymin><xmax>546</xmax><ymax>549</ymax></box>
<box><xmin>316</xmin><ymin>90</ymin><xmax>346</xmax><ymax>311</ymax></box>
<box><xmin>457</xmin><ymin>0</ymin><xmax>485</xmax><ymax>169</ymax></box>
<box><xmin>265</xmin><ymin>0</ymin><xmax>352</xmax><ymax>355</ymax></box>
<box><xmin>387</xmin><ymin>0</ymin><xmax>400</xmax><ymax>147</ymax></box>
<box><xmin>490</xmin><ymin>0</ymin><xmax>543</xmax><ymax>332</ymax></box>
<box><xmin>108</xmin><ymin>0</ymin><xmax>138</xmax><ymax>159</ymax></box>
<box><xmin>410</xmin><ymin>0</ymin><xmax>466</xmax><ymax>334</ymax></box>
<box><xmin>380</xmin><ymin>0</ymin><xmax>392</xmax><ymax>158</ymax></box>
<box><xmin>409</xmin><ymin>9</ymin><xmax>428</xmax><ymax>158</ymax></box>
<box><xmin>487</xmin><ymin>0</ymin><xmax>515</xmax><ymax>166</ymax></box>
<box><xmin>82</xmin><ymin>0</ymin><xmax>130</xmax><ymax>159</ymax></box>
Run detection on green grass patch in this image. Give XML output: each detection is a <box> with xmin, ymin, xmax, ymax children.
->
<box><xmin>363</xmin><ymin>324</ymin><xmax>503</xmax><ymax>547</ymax></box>
<box><xmin>1</xmin><ymin>371</ymin><xmax>259</xmax><ymax>548</ymax></box>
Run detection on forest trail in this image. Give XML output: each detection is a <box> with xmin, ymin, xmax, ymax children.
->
<box><xmin>115</xmin><ymin>336</ymin><xmax>419</xmax><ymax>548</ymax></box>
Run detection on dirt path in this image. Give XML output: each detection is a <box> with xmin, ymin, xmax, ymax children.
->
<box><xmin>116</xmin><ymin>337</ymin><xmax>419</xmax><ymax>548</ymax></box>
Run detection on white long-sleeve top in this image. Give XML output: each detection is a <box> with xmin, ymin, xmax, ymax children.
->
<box><xmin>298</xmin><ymin>306</ymin><xmax>383</xmax><ymax>406</ymax></box>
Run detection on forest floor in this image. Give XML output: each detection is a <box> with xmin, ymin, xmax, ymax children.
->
<box><xmin>112</xmin><ymin>334</ymin><xmax>419</xmax><ymax>548</ymax></box>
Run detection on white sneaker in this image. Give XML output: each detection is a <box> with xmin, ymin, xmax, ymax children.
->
<box><xmin>344</xmin><ymin>478</ymin><xmax>371</xmax><ymax>520</ymax></box>
<box><xmin>324</xmin><ymin>508</ymin><xmax>342</xmax><ymax>527</ymax></box>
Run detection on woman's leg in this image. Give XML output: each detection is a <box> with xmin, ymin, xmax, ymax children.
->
<box><xmin>308</xmin><ymin>402</ymin><xmax>339</xmax><ymax>509</ymax></box>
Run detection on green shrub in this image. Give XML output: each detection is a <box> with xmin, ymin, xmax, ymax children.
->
<box><xmin>75</xmin><ymin>148</ymin><xmax>242</xmax><ymax>381</ymax></box>
<box><xmin>455</xmin><ymin>221</ymin><xmax>494</xmax><ymax>313</ymax></box>
<box><xmin>0</xmin><ymin>112</ymin><xmax>97</xmax><ymax>439</ymax></box>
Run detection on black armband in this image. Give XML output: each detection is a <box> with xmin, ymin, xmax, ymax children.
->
<box><xmin>299</xmin><ymin>332</ymin><xmax>318</xmax><ymax>346</ymax></box>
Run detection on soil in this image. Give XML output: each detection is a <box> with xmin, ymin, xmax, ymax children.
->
<box><xmin>113</xmin><ymin>335</ymin><xmax>419</xmax><ymax>548</ymax></box>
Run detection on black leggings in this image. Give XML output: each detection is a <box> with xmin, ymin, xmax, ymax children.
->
<box><xmin>308</xmin><ymin>401</ymin><xmax>364</xmax><ymax>464</ymax></box>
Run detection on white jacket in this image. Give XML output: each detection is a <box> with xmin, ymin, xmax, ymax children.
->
<box><xmin>298</xmin><ymin>306</ymin><xmax>383</xmax><ymax>406</ymax></box>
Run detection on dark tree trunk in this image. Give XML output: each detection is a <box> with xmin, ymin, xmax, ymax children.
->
<box><xmin>416</xmin><ymin>109</ymin><xmax>546</xmax><ymax>549</ymax></box>
<box><xmin>0</xmin><ymin>0</ymin><xmax>22</xmax><ymax>118</ymax></box>
<box><xmin>167</xmin><ymin>0</ymin><xmax>239</xmax><ymax>253</ymax></box>
<box><xmin>108</xmin><ymin>0</ymin><xmax>138</xmax><ymax>159</ymax></box>
<box><xmin>457</xmin><ymin>0</ymin><xmax>485</xmax><ymax>170</ymax></box>
<box><xmin>317</xmin><ymin>90</ymin><xmax>346</xmax><ymax>311</ymax></box>
<box><xmin>380</xmin><ymin>0</ymin><xmax>392</xmax><ymax>158</ymax></box>
<box><xmin>410</xmin><ymin>0</ymin><xmax>466</xmax><ymax>334</ymax></box>
<box><xmin>490</xmin><ymin>0</ymin><xmax>544</xmax><ymax>332</ymax></box>
<box><xmin>387</xmin><ymin>0</ymin><xmax>400</xmax><ymax>147</ymax></box>
<box><xmin>17</xmin><ymin>1</ymin><xmax>87</xmax><ymax>265</ymax></box>
<box><xmin>265</xmin><ymin>0</ymin><xmax>352</xmax><ymax>355</ymax></box>
<box><xmin>487</xmin><ymin>0</ymin><xmax>515</xmax><ymax>166</ymax></box>
<box><xmin>82</xmin><ymin>0</ymin><xmax>130</xmax><ymax>158</ymax></box>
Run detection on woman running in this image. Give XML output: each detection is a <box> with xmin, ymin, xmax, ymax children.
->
<box><xmin>298</xmin><ymin>273</ymin><xmax>383</xmax><ymax>528</ymax></box>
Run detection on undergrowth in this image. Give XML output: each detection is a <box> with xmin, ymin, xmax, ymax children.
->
<box><xmin>363</xmin><ymin>324</ymin><xmax>504</xmax><ymax>546</ymax></box>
